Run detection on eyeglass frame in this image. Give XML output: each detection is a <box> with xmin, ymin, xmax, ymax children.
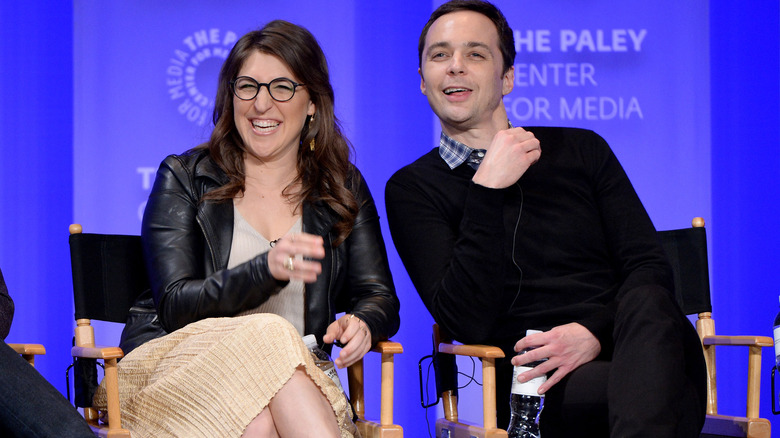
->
<box><xmin>230</xmin><ymin>76</ymin><xmax>306</xmax><ymax>102</ymax></box>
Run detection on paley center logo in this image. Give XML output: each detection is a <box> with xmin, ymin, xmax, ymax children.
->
<box><xmin>166</xmin><ymin>28</ymin><xmax>237</xmax><ymax>126</ymax></box>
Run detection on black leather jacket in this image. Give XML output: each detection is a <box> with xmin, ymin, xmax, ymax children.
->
<box><xmin>141</xmin><ymin>148</ymin><xmax>400</xmax><ymax>348</ymax></box>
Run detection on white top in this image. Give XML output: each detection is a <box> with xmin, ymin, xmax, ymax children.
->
<box><xmin>228</xmin><ymin>203</ymin><xmax>305</xmax><ymax>335</ymax></box>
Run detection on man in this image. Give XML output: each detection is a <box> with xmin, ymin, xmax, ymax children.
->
<box><xmin>385</xmin><ymin>1</ymin><xmax>706</xmax><ymax>436</ymax></box>
<box><xmin>0</xmin><ymin>268</ymin><xmax>94</xmax><ymax>437</ymax></box>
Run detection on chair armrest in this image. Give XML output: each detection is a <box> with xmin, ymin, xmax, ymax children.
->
<box><xmin>371</xmin><ymin>340</ymin><xmax>403</xmax><ymax>355</ymax></box>
<box><xmin>8</xmin><ymin>343</ymin><xmax>46</xmax><ymax>356</ymax></box>
<box><xmin>431</xmin><ymin>324</ymin><xmax>507</xmax><ymax>431</ymax></box>
<box><xmin>8</xmin><ymin>343</ymin><xmax>46</xmax><ymax>366</ymax></box>
<box><xmin>438</xmin><ymin>342</ymin><xmax>505</xmax><ymax>359</ymax></box>
<box><xmin>702</xmin><ymin>335</ymin><xmax>773</xmax><ymax>347</ymax></box>
<box><xmin>702</xmin><ymin>334</ymin><xmax>772</xmax><ymax>419</ymax></box>
<box><xmin>70</xmin><ymin>344</ymin><xmax>128</xmax><ymax>434</ymax></box>
<box><xmin>703</xmin><ymin>414</ymin><xmax>771</xmax><ymax>438</ymax></box>
<box><xmin>71</xmin><ymin>345</ymin><xmax>125</xmax><ymax>360</ymax></box>
<box><xmin>436</xmin><ymin>341</ymin><xmax>505</xmax><ymax>430</ymax></box>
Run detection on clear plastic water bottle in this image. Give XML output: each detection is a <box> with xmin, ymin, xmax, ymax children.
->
<box><xmin>302</xmin><ymin>334</ymin><xmax>344</xmax><ymax>392</ymax></box>
<box><xmin>507</xmin><ymin>329</ymin><xmax>545</xmax><ymax>438</ymax></box>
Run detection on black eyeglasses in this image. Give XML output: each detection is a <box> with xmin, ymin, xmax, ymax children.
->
<box><xmin>230</xmin><ymin>76</ymin><xmax>305</xmax><ymax>102</ymax></box>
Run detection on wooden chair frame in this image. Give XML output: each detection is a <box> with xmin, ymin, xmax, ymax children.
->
<box><xmin>72</xmin><ymin>319</ymin><xmax>128</xmax><ymax>437</ymax></box>
<box><xmin>690</xmin><ymin>221</ymin><xmax>773</xmax><ymax>438</ymax></box>
<box><xmin>348</xmin><ymin>341</ymin><xmax>404</xmax><ymax>437</ymax></box>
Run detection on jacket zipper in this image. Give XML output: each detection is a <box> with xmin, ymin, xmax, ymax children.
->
<box><xmin>196</xmin><ymin>215</ymin><xmax>218</xmax><ymax>272</ymax></box>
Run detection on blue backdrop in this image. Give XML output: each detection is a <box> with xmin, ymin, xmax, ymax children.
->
<box><xmin>1</xmin><ymin>1</ymin><xmax>778</xmax><ymax>435</ymax></box>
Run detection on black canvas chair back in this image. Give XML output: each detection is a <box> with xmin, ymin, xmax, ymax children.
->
<box><xmin>657</xmin><ymin>226</ymin><xmax>713</xmax><ymax>316</ymax></box>
<box><xmin>69</xmin><ymin>232</ymin><xmax>148</xmax><ymax>324</ymax></box>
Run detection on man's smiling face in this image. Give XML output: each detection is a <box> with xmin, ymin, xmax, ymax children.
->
<box><xmin>419</xmin><ymin>10</ymin><xmax>514</xmax><ymax>134</ymax></box>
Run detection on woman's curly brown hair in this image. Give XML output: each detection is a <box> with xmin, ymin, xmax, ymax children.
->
<box><xmin>198</xmin><ymin>20</ymin><xmax>357</xmax><ymax>246</ymax></box>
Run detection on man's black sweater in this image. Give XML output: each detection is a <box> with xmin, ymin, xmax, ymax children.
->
<box><xmin>386</xmin><ymin>126</ymin><xmax>672</xmax><ymax>352</ymax></box>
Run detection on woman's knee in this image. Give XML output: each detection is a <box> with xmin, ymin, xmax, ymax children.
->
<box><xmin>240</xmin><ymin>313</ymin><xmax>298</xmax><ymax>335</ymax></box>
<box><xmin>242</xmin><ymin>408</ymin><xmax>279</xmax><ymax>438</ymax></box>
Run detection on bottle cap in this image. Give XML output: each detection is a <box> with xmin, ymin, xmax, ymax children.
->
<box><xmin>302</xmin><ymin>334</ymin><xmax>317</xmax><ymax>349</ymax></box>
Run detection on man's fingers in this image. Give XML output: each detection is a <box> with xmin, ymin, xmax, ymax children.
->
<box><xmin>537</xmin><ymin>368</ymin><xmax>568</xmax><ymax>395</ymax></box>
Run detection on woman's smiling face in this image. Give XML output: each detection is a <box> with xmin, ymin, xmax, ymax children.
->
<box><xmin>233</xmin><ymin>50</ymin><xmax>315</xmax><ymax>163</ymax></box>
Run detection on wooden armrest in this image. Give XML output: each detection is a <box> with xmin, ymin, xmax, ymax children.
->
<box><xmin>348</xmin><ymin>339</ymin><xmax>403</xmax><ymax>430</ymax></box>
<box><xmin>72</xmin><ymin>345</ymin><xmax>124</xmax><ymax>360</ymax></box>
<box><xmin>8</xmin><ymin>343</ymin><xmax>46</xmax><ymax>355</ymax></box>
<box><xmin>703</xmin><ymin>414</ymin><xmax>771</xmax><ymax>438</ymax></box>
<box><xmin>439</xmin><ymin>342</ymin><xmax>505</xmax><ymax>359</ymax></box>
<box><xmin>8</xmin><ymin>343</ymin><xmax>46</xmax><ymax>366</ymax></box>
<box><xmin>703</xmin><ymin>334</ymin><xmax>771</xmax><ymax>419</ymax></box>
<box><xmin>702</xmin><ymin>335</ymin><xmax>773</xmax><ymax>347</ymax></box>
<box><xmin>371</xmin><ymin>341</ymin><xmax>403</xmax><ymax>355</ymax></box>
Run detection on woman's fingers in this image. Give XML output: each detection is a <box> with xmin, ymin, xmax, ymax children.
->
<box><xmin>268</xmin><ymin>232</ymin><xmax>325</xmax><ymax>282</ymax></box>
<box><xmin>332</xmin><ymin>314</ymin><xmax>372</xmax><ymax>368</ymax></box>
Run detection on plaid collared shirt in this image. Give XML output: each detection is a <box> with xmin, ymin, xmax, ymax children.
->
<box><xmin>438</xmin><ymin>132</ymin><xmax>486</xmax><ymax>170</ymax></box>
<box><xmin>438</xmin><ymin>122</ymin><xmax>513</xmax><ymax>170</ymax></box>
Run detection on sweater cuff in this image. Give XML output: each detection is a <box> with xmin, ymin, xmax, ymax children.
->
<box><xmin>463</xmin><ymin>182</ymin><xmax>507</xmax><ymax>226</ymax></box>
<box><xmin>576</xmin><ymin>302</ymin><xmax>616</xmax><ymax>356</ymax></box>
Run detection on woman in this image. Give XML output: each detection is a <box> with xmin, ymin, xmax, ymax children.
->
<box><xmin>96</xmin><ymin>20</ymin><xmax>400</xmax><ymax>437</ymax></box>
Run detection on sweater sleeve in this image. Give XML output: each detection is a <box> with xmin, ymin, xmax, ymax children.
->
<box><xmin>573</xmin><ymin>131</ymin><xmax>673</xmax><ymax>349</ymax></box>
<box><xmin>386</xmin><ymin>165</ymin><xmax>515</xmax><ymax>344</ymax></box>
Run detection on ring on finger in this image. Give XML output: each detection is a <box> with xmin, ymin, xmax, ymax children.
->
<box><xmin>284</xmin><ymin>255</ymin><xmax>295</xmax><ymax>271</ymax></box>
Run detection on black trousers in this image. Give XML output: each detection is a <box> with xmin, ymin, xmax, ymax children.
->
<box><xmin>495</xmin><ymin>286</ymin><xmax>707</xmax><ymax>437</ymax></box>
<box><xmin>0</xmin><ymin>341</ymin><xmax>94</xmax><ymax>438</ymax></box>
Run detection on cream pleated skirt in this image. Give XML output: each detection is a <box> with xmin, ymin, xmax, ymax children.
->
<box><xmin>94</xmin><ymin>313</ymin><xmax>357</xmax><ymax>437</ymax></box>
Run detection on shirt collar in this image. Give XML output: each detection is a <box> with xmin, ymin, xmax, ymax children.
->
<box><xmin>438</xmin><ymin>121</ymin><xmax>513</xmax><ymax>170</ymax></box>
<box><xmin>438</xmin><ymin>132</ymin><xmax>479</xmax><ymax>169</ymax></box>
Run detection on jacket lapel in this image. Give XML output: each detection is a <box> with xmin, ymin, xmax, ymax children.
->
<box><xmin>193</xmin><ymin>153</ymin><xmax>234</xmax><ymax>272</ymax></box>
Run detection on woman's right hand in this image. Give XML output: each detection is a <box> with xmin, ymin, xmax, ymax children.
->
<box><xmin>267</xmin><ymin>232</ymin><xmax>325</xmax><ymax>283</ymax></box>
